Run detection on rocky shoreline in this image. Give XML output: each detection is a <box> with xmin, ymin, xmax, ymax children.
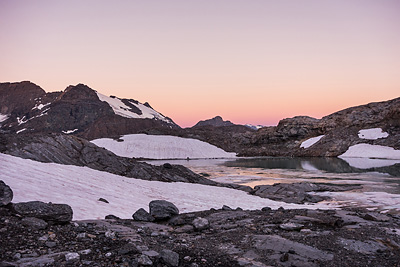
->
<box><xmin>1</xmin><ymin>181</ymin><xmax>400</xmax><ymax>267</ymax></box>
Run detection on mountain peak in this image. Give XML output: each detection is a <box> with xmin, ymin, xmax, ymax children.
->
<box><xmin>193</xmin><ymin>116</ymin><xmax>235</xmax><ymax>127</ymax></box>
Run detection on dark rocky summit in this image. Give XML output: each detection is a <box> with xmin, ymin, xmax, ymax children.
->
<box><xmin>0</xmin><ymin>82</ymin><xmax>179</xmax><ymax>139</ymax></box>
<box><xmin>193</xmin><ymin>116</ymin><xmax>235</xmax><ymax>127</ymax></box>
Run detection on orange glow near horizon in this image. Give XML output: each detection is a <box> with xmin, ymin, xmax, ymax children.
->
<box><xmin>1</xmin><ymin>0</ymin><xmax>399</xmax><ymax>128</ymax></box>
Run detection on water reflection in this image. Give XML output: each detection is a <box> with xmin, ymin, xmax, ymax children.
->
<box><xmin>222</xmin><ymin>157</ymin><xmax>400</xmax><ymax>177</ymax></box>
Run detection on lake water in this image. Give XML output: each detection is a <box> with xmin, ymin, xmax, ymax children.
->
<box><xmin>147</xmin><ymin>157</ymin><xmax>400</xmax><ymax>214</ymax></box>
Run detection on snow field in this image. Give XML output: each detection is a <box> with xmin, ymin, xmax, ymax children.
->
<box><xmin>0</xmin><ymin>153</ymin><xmax>335</xmax><ymax>220</ymax></box>
<box><xmin>91</xmin><ymin>134</ymin><xmax>237</xmax><ymax>159</ymax></box>
<box><xmin>96</xmin><ymin>92</ymin><xmax>171</xmax><ymax>123</ymax></box>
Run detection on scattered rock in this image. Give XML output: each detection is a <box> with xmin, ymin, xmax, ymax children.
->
<box><xmin>105</xmin><ymin>214</ymin><xmax>120</xmax><ymax>220</ymax></box>
<box><xmin>163</xmin><ymin>163</ymin><xmax>173</xmax><ymax>169</ymax></box>
<box><xmin>279</xmin><ymin>222</ymin><xmax>304</xmax><ymax>231</ymax></box>
<box><xmin>12</xmin><ymin>201</ymin><xmax>73</xmax><ymax>223</ymax></box>
<box><xmin>137</xmin><ymin>254</ymin><xmax>153</xmax><ymax>266</ymax></box>
<box><xmin>132</xmin><ymin>208</ymin><xmax>155</xmax><ymax>222</ymax></box>
<box><xmin>160</xmin><ymin>249</ymin><xmax>179</xmax><ymax>267</ymax></box>
<box><xmin>222</xmin><ymin>205</ymin><xmax>233</xmax><ymax>211</ymax></box>
<box><xmin>149</xmin><ymin>200</ymin><xmax>179</xmax><ymax>221</ymax></box>
<box><xmin>0</xmin><ymin>181</ymin><xmax>13</xmax><ymax>206</ymax></box>
<box><xmin>65</xmin><ymin>252</ymin><xmax>80</xmax><ymax>262</ymax></box>
<box><xmin>21</xmin><ymin>217</ymin><xmax>48</xmax><ymax>230</ymax></box>
<box><xmin>98</xmin><ymin>198</ymin><xmax>109</xmax><ymax>203</ymax></box>
<box><xmin>192</xmin><ymin>217</ymin><xmax>209</xmax><ymax>231</ymax></box>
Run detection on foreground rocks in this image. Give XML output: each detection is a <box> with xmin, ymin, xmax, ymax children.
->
<box><xmin>1</xmin><ymin>201</ymin><xmax>400</xmax><ymax>266</ymax></box>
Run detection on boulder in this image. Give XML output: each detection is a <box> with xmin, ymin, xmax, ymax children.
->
<box><xmin>21</xmin><ymin>217</ymin><xmax>48</xmax><ymax>230</ymax></box>
<box><xmin>160</xmin><ymin>249</ymin><xmax>179</xmax><ymax>267</ymax></box>
<box><xmin>192</xmin><ymin>217</ymin><xmax>210</xmax><ymax>231</ymax></box>
<box><xmin>132</xmin><ymin>208</ymin><xmax>155</xmax><ymax>222</ymax></box>
<box><xmin>149</xmin><ymin>200</ymin><xmax>179</xmax><ymax>221</ymax></box>
<box><xmin>0</xmin><ymin>180</ymin><xmax>13</xmax><ymax>206</ymax></box>
<box><xmin>12</xmin><ymin>201</ymin><xmax>73</xmax><ymax>223</ymax></box>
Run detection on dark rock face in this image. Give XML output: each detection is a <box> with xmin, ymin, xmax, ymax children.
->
<box><xmin>0</xmin><ymin>180</ymin><xmax>13</xmax><ymax>206</ymax></box>
<box><xmin>12</xmin><ymin>201</ymin><xmax>73</xmax><ymax>223</ymax></box>
<box><xmin>149</xmin><ymin>200</ymin><xmax>179</xmax><ymax>221</ymax></box>
<box><xmin>193</xmin><ymin>116</ymin><xmax>235</xmax><ymax>127</ymax></box>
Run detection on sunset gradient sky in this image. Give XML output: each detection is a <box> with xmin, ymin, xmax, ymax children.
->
<box><xmin>1</xmin><ymin>0</ymin><xmax>399</xmax><ymax>127</ymax></box>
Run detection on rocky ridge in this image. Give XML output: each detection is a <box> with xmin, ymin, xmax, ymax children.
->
<box><xmin>1</xmin><ymin>181</ymin><xmax>400</xmax><ymax>267</ymax></box>
<box><xmin>0</xmin><ymin>82</ymin><xmax>179</xmax><ymax>139</ymax></box>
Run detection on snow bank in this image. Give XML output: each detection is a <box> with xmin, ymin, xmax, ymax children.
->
<box><xmin>300</xmin><ymin>135</ymin><xmax>325</xmax><ymax>149</ymax></box>
<box><xmin>96</xmin><ymin>92</ymin><xmax>173</xmax><ymax>124</ymax></box>
<box><xmin>339</xmin><ymin>144</ymin><xmax>400</xmax><ymax>160</ymax></box>
<box><xmin>358</xmin><ymin>128</ymin><xmax>389</xmax><ymax>140</ymax></box>
<box><xmin>0</xmin><ymin>114</ymin><xmax>8</xmax><ymax>123</ymax></box>
<box><xmin>62</xmin><ymin>129</ymin><xmax>78</xmax><ymax>134</ymax></box>
<box><xmin>92</xmin><ymin>134</ymin><xmax>237</xmax><ymax>159</ymax></box>
<box><xmin>0</xmin><ymin>153</ymin><xmax>333</xmax><ymax>220</ymax></box>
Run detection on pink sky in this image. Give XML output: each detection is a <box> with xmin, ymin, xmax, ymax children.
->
<box><xmin>1</xmin><ymin>0</ymin><xmax>399</xmax><ymax>127</ymax></box>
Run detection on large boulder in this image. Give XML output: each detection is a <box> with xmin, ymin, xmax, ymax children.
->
<box><xmin>149</xmin><ymin>200</ymin><xmax>179</xmax><ymax>221</ymax></box>
<box><xmin>132</xmin><ymin>208</ymin><xmax>154</xmax><ymax>222</ymax></box>
<box><xmin>12</xmin><ymin>201</ymin><xmax>73</xmax><ymax>223</ymax></box>
<box><xmin>0</xmin><ymin>180</ymin><xmax>13</xmax><ymax>206</ymax></box>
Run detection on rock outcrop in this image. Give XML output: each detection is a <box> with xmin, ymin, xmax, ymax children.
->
<box><xmin>0</xmin><ymin>180</ymin><xmax>13</xmax><ymax>206</ymax></box>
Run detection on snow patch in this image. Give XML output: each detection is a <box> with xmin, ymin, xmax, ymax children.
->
<box><xmin>92</xmin><ymin>134</ymin><xmax>236</xmax><ymax>159</ymax></box>
<box><xmin>300</xmin><ymin>135</ymin><xmax>325</xmax><ymax>149</ymax></box>
<box><xmin>0</xmin><ymin>153</ymin><xmax>333</xmax><ymax>220</ymax></box>
<box><xmin>16</xmin><ymin>128</ymin><xmax>27</xmax><ymax>134</ymax></box>
<box><xmin>358</xmin><ymin>128</ymin><xmax>389</xmax><ymax>140</ymax></box>
<box><xmin>32</xmin><ymin>102</ymin><xmax>51</xmax><ymax>110</ymax></box>
<box><xmin>339</xmin><ymin>144</ymin><xmax>400</xmax><ymax>160</ymax></box>
<box><xmin>245</xmin><ymin>124</ymin><xmax>264</xmax><ymax>130</ymax></box>
<box><xmin>96</xmin><ymin>92</ymin><xmax>173</xmax><ymax>124</ymax></box>
<box><xmin>0</xmin><ymin>114</ymin><xmax>9</xmax><ymax>123</ymax></box>
<box><xmin>62</xmin><ymin>129</ymin><xmax>78</xmax><ymax>134</ymax></box>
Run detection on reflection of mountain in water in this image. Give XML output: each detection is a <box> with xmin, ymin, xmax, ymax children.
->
<box><xmin>223</xmin><ymin>157</ymin><xmax>400</xmax><ymax>177</ymax></box>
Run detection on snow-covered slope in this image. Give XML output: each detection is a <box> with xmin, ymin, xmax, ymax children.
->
<box><xmin>96</xmin><ymin>92</ymin><xmax>174</xmax><ymax>124</ymax></box>
<box><xmin>91</xmin><ymin>134</ymin><xmax>237</xmax><ymax>159</ymax></box>
<box><xmin>0</xmin><ymin>153</ymin><xmax>331</xmax><ymax>220</ymax></box>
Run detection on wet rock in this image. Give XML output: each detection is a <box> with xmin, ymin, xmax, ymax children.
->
<box><xmin>149</xmin><ymin>200</ymin><xmax>179</xmax><ymax>221</ymax></box>
<box><xmin>132</xmin><ymin>208</ymin><xmax>155</xmax><ymax>222</ymax></box>
<box><xmin>160</xmin><ymin>249</ymin><xmax>179</xmax><ymax>267</ymax></box>
<box><xmin>21</xmin><ymin>217</ymin><xmax>48</xmax><ymax>230</ymax></box>
<box><xmin>12</xmin><ymin>201</ymin><xmax>73</xmax><ymax>223</ymax></box>
<box><xmin>192</xmin><ymin>217</ymin><xmax>209</xmax><ymax>231</ymax></box>
<box><xmin>0</xmin><ymin>181</ymin><xmax>13</xmax><ymax>206</ymax></box>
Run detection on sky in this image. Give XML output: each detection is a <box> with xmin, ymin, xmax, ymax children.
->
<box><xmin>1</xmin><ymin>0</ymin><xmax>399</xmax><ymax>127</ymax></box>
